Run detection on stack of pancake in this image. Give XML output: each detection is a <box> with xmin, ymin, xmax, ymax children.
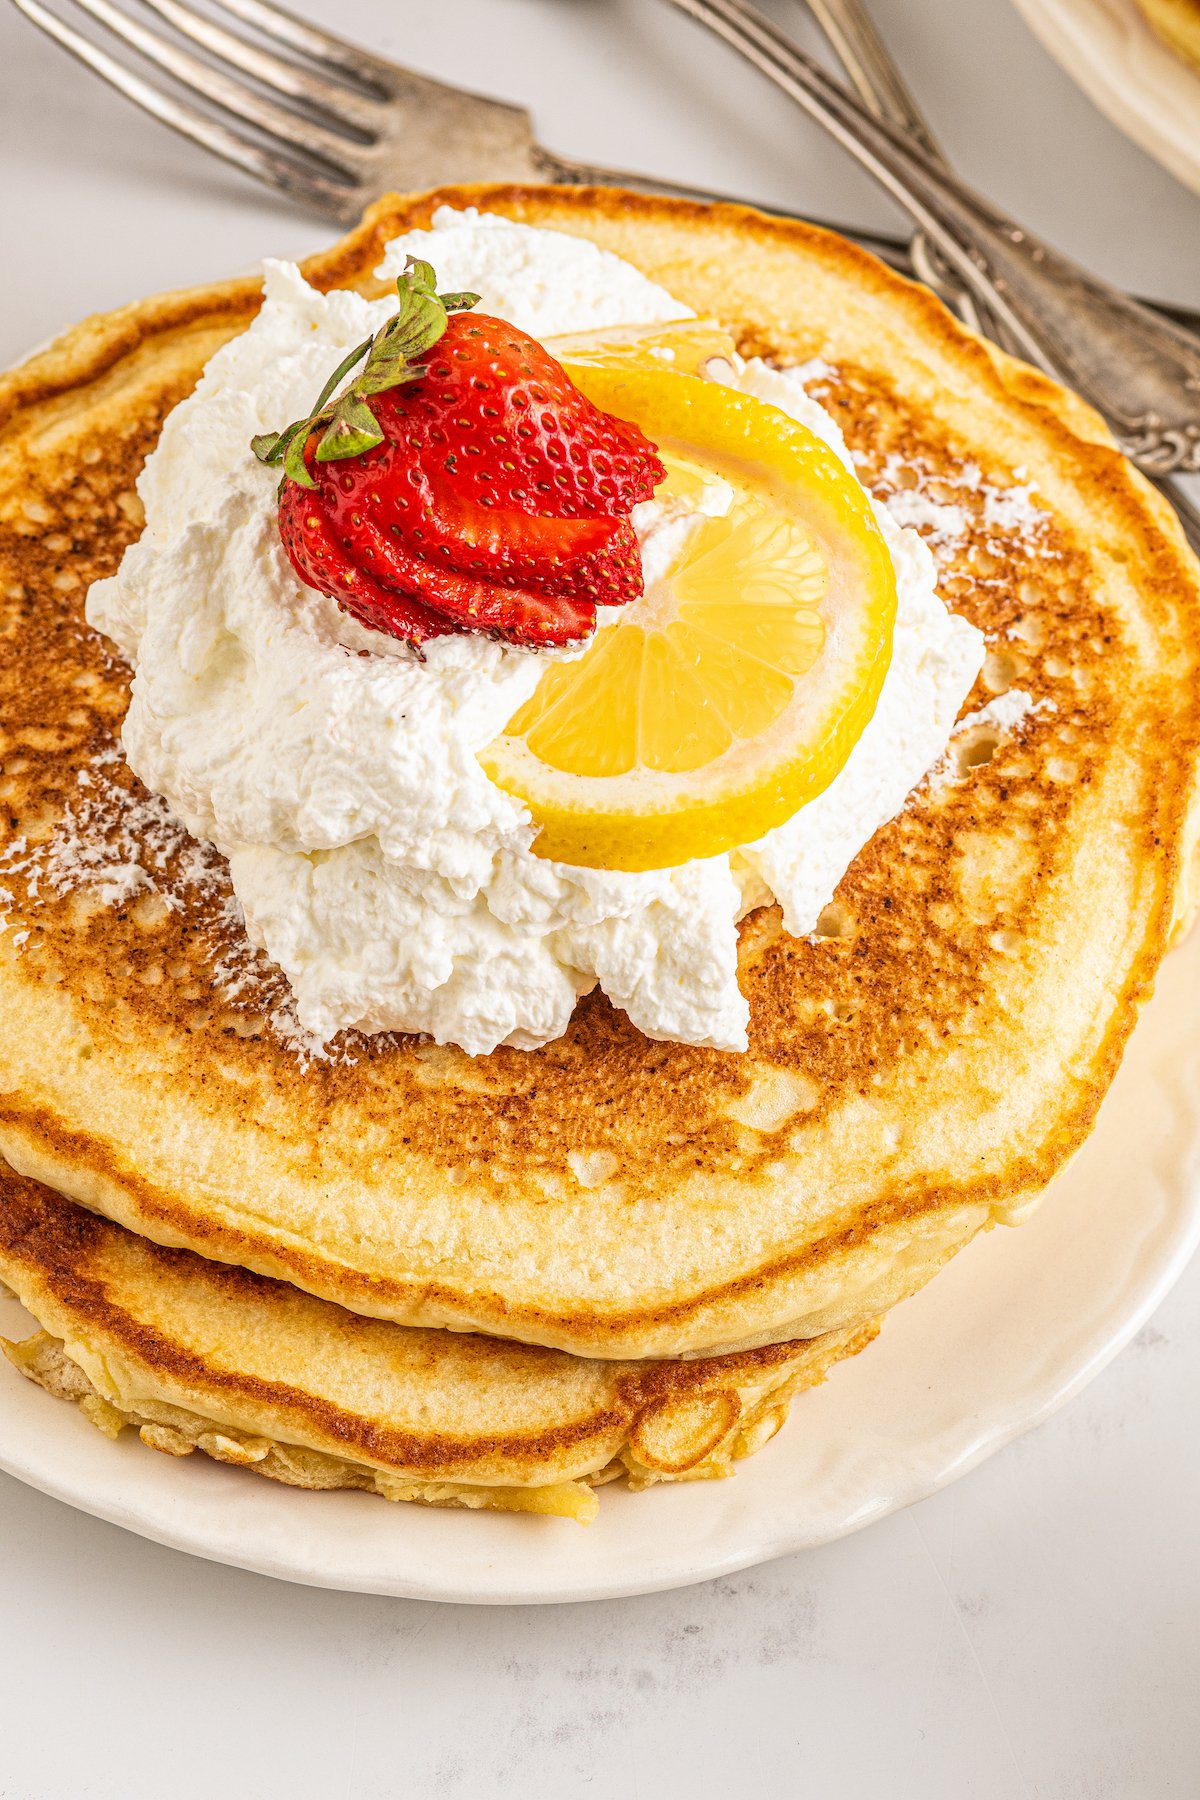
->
<box><xmin>1</xmin><ymin>188</ymin><xmax>1197</xmax><ymax>1523</ymax></box>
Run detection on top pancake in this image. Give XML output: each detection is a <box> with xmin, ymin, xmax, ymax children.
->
<box><xmin>0</xmin><ymin>186</ymin><xmax>1197</xmax><ymax>1361</ymax></box>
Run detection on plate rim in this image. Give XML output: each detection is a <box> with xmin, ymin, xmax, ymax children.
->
<box><xmin>3</xmin><ymin>925</ymin><xmax>1200</xmax><ymax>1605</ymax></box>
<box><xmin>7</xmin><ymin>1212</ymin><xmax>1198</xmax><ymax>1605</ymax></box>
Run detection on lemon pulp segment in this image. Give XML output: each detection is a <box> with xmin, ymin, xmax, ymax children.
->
<box><xmin>542</xmin><ymin>318</ymin><xmax>738</xmax><ymax>376</ymax></box>
<box><xmin>480</xmin><ymin>364</ymin><xmax>897</xmax><ymax>872</ymax></box>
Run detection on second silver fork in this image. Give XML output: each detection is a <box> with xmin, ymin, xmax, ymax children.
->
<box><xmin>689</xmin><ymin>0</ymin><xmax>1200</xmax><ymax>550</ymax></box>
<box><xmin>665</xmin><ymin>0</ymin><xmax>1200</xmax><ymax>489</ymax></box>
<box><xmin>10</xmin><ymin>0</ymin><xmax>802</xmax><ymax>220</ymax></box>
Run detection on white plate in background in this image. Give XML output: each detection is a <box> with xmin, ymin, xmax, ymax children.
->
<box><xmin>1010</xmin><ymin>0</ymin><xmax>1200</xmax><ymax>193</ymax></box>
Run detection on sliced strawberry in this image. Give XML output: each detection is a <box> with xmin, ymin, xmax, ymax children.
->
<box><xmin>259</xmin><ymin>272</ymin><xmax>666</xmax><ymax>652</ymax></box>
<box><xmin>279</xmin><ymin>481</ymin><xmax>449</xmax><ymax>645</ymax></box>
<box><xmin>534</xmin><ymin>518</ymin><xmax>643</xmax><ymax>605</ymax></box>
<box><xmin>391</xmin><ymin>316</ymin><xmax>666</xmax><ymax>520</ymax></box>
<box><xmin>342</xmin><ymin>511</ymin><xmax>595</xmax><ymax>646</ymax></box>
<box><xmin>324</xmin><ymin>434</ymin><xmax>624</xmax><ymax>588</ymax></box>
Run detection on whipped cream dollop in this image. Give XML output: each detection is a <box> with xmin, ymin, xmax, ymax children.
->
<box><xmin>87</xmin><ymin>209</ymin><xmax>984</xmax><ymax>1055</ymax></box>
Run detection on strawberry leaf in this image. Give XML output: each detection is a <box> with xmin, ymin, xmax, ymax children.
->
<box><xmin>283</xmin><ymin>427</ymin><xmax>318</xmax><ymax>491</ymax></box>
<box><xmin>316</xmin><ymin>395</ymin><xmax>386</xmax><ymax>462</ymax></box>
<box><xmin>357</xmin><ymin>357</ymin><xmax>428</xmax><ymax>397</ymax></box>
<box><xmin>403</xmin><ymin>257</ymin><xmax>438</xmax><ymax>293</ymax></box>
<box><xmin>307</xmin><ymin>337</ymin><xmax>374</xmax><ymax>414</ymax></box>
<box><xmin>251</xmin><ymin>262</ymin><xmax>479</xmax><ymax>484</ymax></box>
<box><xmin>250</xmin><ymin>430</ymin><xmax>283</xmax><ymax>462</ymax></box>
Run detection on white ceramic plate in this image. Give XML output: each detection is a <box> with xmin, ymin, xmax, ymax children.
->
<box><xmin>2</xmin><ymin>923</ymin><xmax>1199</xmax><ymax>1604</ymax></box>
<box><xmin>1010</xmin><ymin>0</ymin><xmax>1200</xmax><ymax>193</ymax></box>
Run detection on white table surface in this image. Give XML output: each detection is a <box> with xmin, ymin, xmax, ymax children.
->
<box><xmin>1</xmin><ymin>2</ymin><xmax>1198</xmax><ymax>1794</ymax></box>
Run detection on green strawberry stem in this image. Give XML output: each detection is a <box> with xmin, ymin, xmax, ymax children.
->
<box><xmin>251</xmin><ymin>257</ymin><xmax>480</xmax><ymax>490</ymax></box>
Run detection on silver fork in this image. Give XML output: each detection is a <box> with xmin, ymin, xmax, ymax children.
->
<box><xmin>6</xmin><ymin>0</ymin><xmax>937</xmax><ymax>268</ymax></box>
<box><xmin>13</xmin><ymin>0</ymin><xmax>1200</xmax><ymax>523</ymax></box>
<box><xmin>664</xmin><ymin>0</ymin><xmax>1200</xmax><ymax>488</ymax></box>
<box><xmin>799</xmin><ymin>0</ymin><xmax>1007</xmax><ymax>346</ymax></box>
<box><xmin>13</xmin><ymin>0</ymin><xmax>1198</xmax><ymax>338</ymax></box>
<box><xmin>12</xmin><ymin>0</ymin><xmax>727</xmax><ymax>216</ymax></box>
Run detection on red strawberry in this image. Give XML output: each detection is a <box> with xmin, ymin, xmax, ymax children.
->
<box><xmin>324</xmin><ymin>411</ymin><xmax>624</xmax><ymax>587</ymax></box>
<box><xmin>280</xmin><ymin>476</ymin><xmax>594</xmax><ymax>648</ymax></box>
<box><xmin>533</xmin><ymin>518</ymin><xmax>644</xmax><ymax>604</ymax></box>
<box><xmin>278</xmin><ymin>480</ymin><xmax>447</xmax><ymax>645</ymax></box>
<box><xmin>255</xmin><ymin>259</ymin><xmax>664</xmax><ymax>651</ymax></box>
<box><xmin>391</xmin><ymin>316</ymin><xmax>664</xmax><ymax>520</ymax></box>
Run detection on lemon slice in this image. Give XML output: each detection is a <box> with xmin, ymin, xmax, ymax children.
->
<box><xmin>480</xmin><ymin>364</ymin><xmax>897</xmax><ymax>872</ymax></box>
<box><xmin>543</xmin><ymin>318</ymin><xmax>738</xmax><ymax>376</ymax></box>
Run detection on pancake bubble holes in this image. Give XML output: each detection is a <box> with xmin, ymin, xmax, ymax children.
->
<box><xmin>725</xmin><ymin>1065</ymin><xmax>819</xmax><ymax>1133</ymax></box>
<box><xmin>982</xmin><ymin>649</ymin><xmax>1025</xmax><ymax>696</ymax></box>
<box><xmin>813</xmin><ymin>900</ymin><xmax>855</xmax><ymax>940</ymax></box>
<box><xmin>951</xmin><ymin>726</ymin><xmax>1004</xmax><ymax>778</ymax></box>
<box><xmin>130</xmin><ymin>893</ymin><xmax>171</xmax><ymax>929</ymax></box>
<box><xmin>566</xmin><ymin>1149</ymin><xmax>619</xmax><ymax>1191</ymax></box>
<box><xmin>822</xmin><ymin>996</ymin><xmax>860</xmax><ymax>1026</ymax></box>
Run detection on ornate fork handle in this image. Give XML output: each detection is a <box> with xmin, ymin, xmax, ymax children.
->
<box><xmin>664</xmin><ymin>0</ymin><xmax>1200</xmax><ymax>477</ymax></box>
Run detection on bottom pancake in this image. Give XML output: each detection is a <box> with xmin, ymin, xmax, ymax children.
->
<box><xmin>0</xmin><ymin>1166</ymin><xmax>875</xmax><ymax>1523</ymax></box>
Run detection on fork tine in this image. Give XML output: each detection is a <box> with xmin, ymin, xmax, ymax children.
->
<box><xmin>67</xmin><ymin>0</ymin><xmax>369</xmax><ymax>174</ymax></box>
<box><xmin>11</xmin><ymin>0</ymin><xmax>360</xmax><ymax>222</ymax></box>
<box><xmin>136</xmin><ymin>0</ymin><xmax>387</xmax><ymax>134</ymax></box>
<box><xmin>206</xmin><ymin>0</ymin><xmax>399</xmax><ymax>93</ymax></box>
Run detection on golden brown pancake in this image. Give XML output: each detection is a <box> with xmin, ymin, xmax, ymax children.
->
<box><xmin>0</xmin><ymin>1163</ymin><xmax>874</xmax><ymax>1520</ymax></box>
<box><xmin>0</xmin><ymin>187</ymin><xmax>1197</xmax><ymax>1361</ymax></box>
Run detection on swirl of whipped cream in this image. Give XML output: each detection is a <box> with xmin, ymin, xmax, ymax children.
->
<box><xmin>87</xmin><ymin>209</ymin><xmax>983</xmax><ymax>1055</ymax></box>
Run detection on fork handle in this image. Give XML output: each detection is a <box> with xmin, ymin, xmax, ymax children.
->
<box><xmin>542</xmin><ymin>143</ymin><xmax>1200</xmax><ymax>342</ymax></box>
<box><xmin>800</xmin><ymin>0</ymin><xmax>1016</xmax><ymax>348</ymax></box>
<box><xmin>801</xmin><ymin>0</ymin><xmax>940</xmax><ymax>159</ymax></box>
<box><xmin>664</xmin><ymin>0</ymin><xmax>1200</xmax><ymax>478</ymax></box>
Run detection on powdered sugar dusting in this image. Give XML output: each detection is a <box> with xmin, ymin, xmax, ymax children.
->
<box><xmin>783</xmin><ymin>354</ymin><xmax>1053</xmax><ymax>562</ymax></box>
<box><xmin>0</xmin><ymin>738</ymin><xmax>344</xmax><ymax>1067</ymax></box>
<box><xmin>864</xmin><ymin>454</ymin><xmax>1052</xmax><ymax>560</ymax></box>
<box><xmin>927</xmin><ymin>688</ymin><xmax>1052</xmax><ymax>790</ymax></box>
<box><xmin>788</xmin><ymin>356</ymin><xmax>837</xmax><ymax>386</ymax></box>
<box><xmin>982</xmin><ymin>477</ymin><xmax>1043</xmax><ymax>536</ymax></box>
<box><xmin>880</xmin><ymin>482</ymin><xmax>970</xmax><ymax>546</ymax></box>
<box><xmin>3</xmin><ymin>743</ymin><xmax>202</xmax><ymax>908</ymax></box>
<box><xmin>959</xmin><ymin>689</ymin><xmax>1047</xmax><ymax>735</ymax></box>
